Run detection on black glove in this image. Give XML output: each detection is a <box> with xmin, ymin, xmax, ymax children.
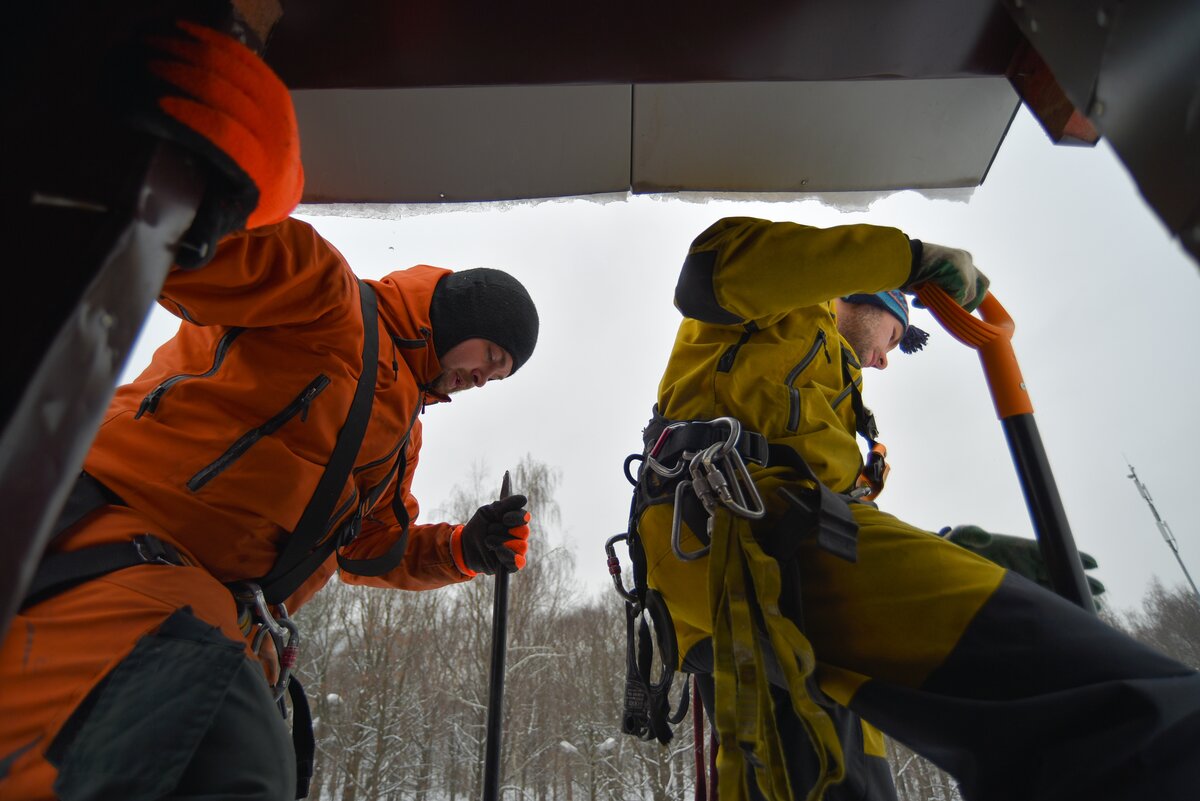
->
<box><xmin>941</xmin><ymin>525</ymin><xmax>1105</xmax><ymax>597</ymax></box>
<box><xmin>453</xmin><ymin>495</ymin><xmax>531</xmax><ymax>576</ymax></box>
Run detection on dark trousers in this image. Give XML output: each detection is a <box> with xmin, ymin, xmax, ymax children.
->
<box><xmin>645</xmin><ymin>502</ymin><xmax>1200</xmax><ymax>801</ymax></box>
<box><xmin>47</xmin><ymin>608</ymin><xmax>296</xmax><ymax>801</ymax></box>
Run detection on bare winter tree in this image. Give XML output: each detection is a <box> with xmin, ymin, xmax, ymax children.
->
<box><xmin>1108</xmin><ymin>578</ymin><xmax>1200</xmax><ymax>669</ymax></box>
<box><xmin>885</xmin><ymin>738</ymin><xmax>963</xmax><ymax>801</ymax></box>
<box><xmin>295</xmin><ymin>455</ymin><xmax>709</xmax><ymax>801</ymax></box>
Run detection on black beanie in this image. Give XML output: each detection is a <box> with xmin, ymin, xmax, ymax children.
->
<box><xmin>429</xmin><ymin>268</ymin><xmax>539</xmax><ymax>374</ymax></box>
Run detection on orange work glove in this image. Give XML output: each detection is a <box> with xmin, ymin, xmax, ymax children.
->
<box><xmin>120</xmin><ymin>8</ymin><xmax>303</xmax><ymax>266</ymax></box>
<box><xmin>452</xmin><ymin>495</ymin><xmax>532</xmax><ymax>576</ymax></box>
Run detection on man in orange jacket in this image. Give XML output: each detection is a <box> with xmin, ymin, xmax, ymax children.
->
<box><xmin>0</xmin><ymin>7</ymin><xmax>539</xmax><ymax>801</ymax></box>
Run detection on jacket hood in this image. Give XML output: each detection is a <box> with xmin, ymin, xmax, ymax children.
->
<box><xmin>366</xmin><ymin>265</ymin><xmax>452</xmax><ymax>393</ymax></box>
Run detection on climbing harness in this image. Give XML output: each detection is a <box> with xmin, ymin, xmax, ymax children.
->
<box><xmin>230</xmin><ymin>581</ymin><xmax>300</xmax><ymax>703</ymax></box>
<box><xmin>610</xmin><ymin>409</ymin><xmax>873</xmax><ymax>800</ymax></box>
<box><xmin>644</xmin><ymin>417</ymin><xmax>768</xmax><ymax>560</ymax></box>
<box><xmin>851</xmin><ymin>442</ymin><xmax>889</xmax><ymax>501</ymax></box>
<box><xmin>606</xmin><ymin>532</ymin><xmax>689</xmax><ymax>744</ymax></box>
<box><xmin>607</xmin><ymin>415</ymin><xmax>772</xmax><ymax>746</ymax></box>
<box><xmin>226</xmin><ymin>579</ymin><xmax>315</xmax><ymax>797</ymax></box>
<box><xmin>843</xmin><ymin>345</ymin><xmax>891</xmax><ymax>502</ymax></box>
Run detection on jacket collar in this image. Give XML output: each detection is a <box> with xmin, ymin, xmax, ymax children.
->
<box><xmin>365</xmin><ymin>265</ymin><xmax>451</xmax><ymax>395</ymax></box>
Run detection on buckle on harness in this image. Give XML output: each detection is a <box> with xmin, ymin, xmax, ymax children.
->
<box><xmin>229</xmin><ymin>581</ymin><xmax>300</xmax><ymax>705</ymax></box>
<box><xmin>653</xmin><ymin>418</ymin><xmax>766</xmax><ymax>560</ymax></box>
<box><xmin>131</xmin><ymin>533</ymin><xmax>182</xmax><ymax>566</ymax></box>
<box><xmin>851</xmin><ymin>442</ymin><xmax>890</xmax><ymax>501</ymax></box>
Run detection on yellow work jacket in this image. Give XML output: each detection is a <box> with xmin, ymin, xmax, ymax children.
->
<box><xmin>656</xmin><ymin>216</ymin><xmax>914</xmax><ymax>494</ymax></box>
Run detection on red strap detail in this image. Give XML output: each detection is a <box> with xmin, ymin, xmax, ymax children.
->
<box><xmin>280</xmin><ymin>644</ymin><xmax>299</xmax><ymax>670</ymax></box>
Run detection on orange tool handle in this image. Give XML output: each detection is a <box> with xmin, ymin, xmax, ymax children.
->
<box><xmin>913</xmin><ymin>284</ymin><xmax>1033</xmax><ymax>419</ymax></box>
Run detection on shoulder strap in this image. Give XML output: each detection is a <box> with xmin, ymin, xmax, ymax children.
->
<box><xmin>259</xmin><ymin>281</ymin><xmax>379</xmax><ymax>604</ymax></box>
<box><xmin>840</xmin><ymin>346</ymin><xmax>878</xmax><ymax>446</ymax></box>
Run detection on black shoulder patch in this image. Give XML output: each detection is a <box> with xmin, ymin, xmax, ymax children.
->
<box><xmin>674</xmin><ymin>250</ymin><xmax>742</xmax><ymax>325</ymax></box>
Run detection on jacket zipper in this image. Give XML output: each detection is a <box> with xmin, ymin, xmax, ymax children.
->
<box><xmin>785</xmin><ymin>330</ymin><xmax>831</xmax><ymax>432</ymax></box>
<box><xmin>187</xmin><ymin>374</ymin><xmax>331</xmax><ymax>491</ymax></box>
<box><xmin>717</xmin><ymin>322</ymin><xmax>759</xmax><ymax>373</ymax></box>
<box><xmin>136</xmin><ymin>328</ymin><xmax>246</xmax><ymax>419</ymax></box>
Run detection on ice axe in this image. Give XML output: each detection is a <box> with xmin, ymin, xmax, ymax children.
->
<box><xmin>915</xmin><ymin>284</ymin><xmax>1096</xmax><ymax>614</ymax></box>
<box><xmin>482</xmin><ymin>470</ymin><xmax>513</xmax><ymax>801</ymax></box>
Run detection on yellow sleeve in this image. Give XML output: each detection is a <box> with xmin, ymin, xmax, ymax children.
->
<box><xmin>674</xmin><ymin>217</ymin><xmax>914</xmax><ymax>326</ymax></box>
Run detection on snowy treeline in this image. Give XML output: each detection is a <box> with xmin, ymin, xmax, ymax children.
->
<box><xmin>294</xmin><ymin>457</ymin><xmax>1200</xmax><ymax>801</ymax></box>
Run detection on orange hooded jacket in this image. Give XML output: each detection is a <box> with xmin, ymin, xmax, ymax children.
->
<box><xmin>0</xmin><ymin>219</ymin><xmax>477</xmax><ymax>799</ymax></box>
<box><xmin>78</xmin><ymin>217</ymin><xmax>469</xmax><ymax>608</ymax></box>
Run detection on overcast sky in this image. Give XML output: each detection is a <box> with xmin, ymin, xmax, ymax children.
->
<box><xmin>121</xmin><ymin>106</ymin><xmax>1199</xmax><ymax>613</ymax></box>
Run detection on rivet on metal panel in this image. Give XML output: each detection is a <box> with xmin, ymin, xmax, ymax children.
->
<box><xmin>30</xmin><ymin>192</ymin><xmax>108</xmax><ymax>213</ymax></box>
<box><xmin>177</xmin><ymin>241</ymin><xmax>210</xmax><ymax>262</ymax></box>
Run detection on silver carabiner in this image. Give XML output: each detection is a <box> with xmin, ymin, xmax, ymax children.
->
<box><xmin>671</xmin><ymin>479</ymin><xmax>711</xmax><ymax>561</ymax></box>
<box><xmin>715</xmin><ymin>449</ymin><xmax>767</xmax><ymax>520</ymax></box>
<box><xmin>708</xmin><ymin>417</ymin><xmax>743</xmax><ymax>459</ymax></box>
<box><xmin>230</xmin><ymin>581</ymin><xmax>300</xmax><ymax>704</ymax></box>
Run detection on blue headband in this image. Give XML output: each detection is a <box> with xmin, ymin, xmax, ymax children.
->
<box><xmin>841</xmin><ymin>290</ymin><xmax>929</xmax><ymax>354</ymax></box>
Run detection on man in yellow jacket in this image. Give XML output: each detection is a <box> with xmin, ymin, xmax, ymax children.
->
<box><xmin>633</xmin><ymin>216</ymin><xmax>1200</xmax><ymax>801</ymax></box>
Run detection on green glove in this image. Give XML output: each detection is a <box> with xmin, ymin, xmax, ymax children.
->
<box><xmin>905</xmin><ymin>242</ymin><xmax>990</xmax><ymax>312</ymax></box>
<box><xmin>940</xmin><ymin>525</ymin><xmax>1105</xmax><ymax>597</ymax></box>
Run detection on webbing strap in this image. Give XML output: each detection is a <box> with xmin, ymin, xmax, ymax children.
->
<box><xmin>21</xmin><ymin>534</ymin><xmax>186</xmax><ymax>611</ymax></box>
<box><xmin>334</xmin><ymin>405</ymin><xmax>416</xmax><ymax>577</ymax></box>
<box><xmin>288</xmin><ymin>675</ymin><xmax>315</xmax><ymax>799</ymax></box>
<box><xmin>47</xmin><ymin>472</ymin><xmax>125</xmax><ymax>542</ymax></box>
<box><xmin>709</xmin><ymin>510</ymin><xmax>845</xmax><ymax>801</ymax></box>
<box><xmin>840</xmin><ymin>347</ymin><xmax>878</xmax><ymax>446</ymax></box>
<box><xmin>766</xmin><ymin>445</ymin><xmax>858</xmax><ymax>563</ymax></box>
<box><xmin>258</xmin><ymin>281</ymin><xmax>379</xmax><ymax>605</ymax></box>
<box><xmin>643</xmin><ymin>409</ymin><xmax>769</xmax><ymax>467</ymax></box>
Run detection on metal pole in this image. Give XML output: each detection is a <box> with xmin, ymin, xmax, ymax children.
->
<box><xmin>1127</xmin><ymin>463</ymin><xmax>1200</xmax><ymax>602</ymax></box>
<box><xmin>482</xmin><ymin>470</ymin><xmax>513</xmax><ymax>801</ymax></box>
<box><xmin>916</xmin><ymin>284</ymin><xmax>1095</xmax><ymax>613</ymax></box>
<box><xmin>1003</xmin><ymin>415</ymin><xmax>1095</xmax><ymax>611</ymax></box>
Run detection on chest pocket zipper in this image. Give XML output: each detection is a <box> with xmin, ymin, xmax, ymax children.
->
<box><xmin>136</xmin><ymin>328</ymin><xmax>246</xmax><ymax>419</ymax></box>
<box><xmin>716</xmin><ymin>322</ymin><xmax>759</xmax><ymax>373</ymax></box>
<box><xmin>187</xmin><ymin>374</ymin><xmax>332</xmax><ymax>492</ymax></box>
<box><xmin>785</xmin><ymin>330</ymin><xmax>831</xmax><ymax>432</ymax></box>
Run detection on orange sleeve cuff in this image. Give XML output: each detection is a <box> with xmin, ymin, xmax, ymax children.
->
<box><xmin>450</xmin><ymin>524</ymin><xmax>477</xmax><ymax>577</ymax></box>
